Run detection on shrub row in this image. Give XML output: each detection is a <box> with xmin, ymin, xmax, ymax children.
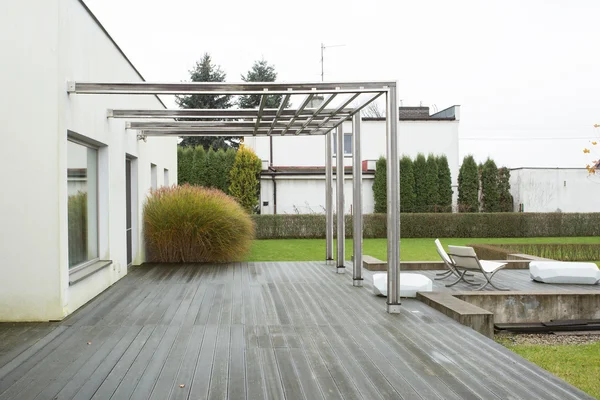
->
<box><xmin>252</xmin><ymin>212</ymin><xmax>600</xmax><ymax>239</ymax></box>
<box><xmin>472</xmin><ymin>243</ymin><xmax>600</xmax><ymax>262</ymax></box>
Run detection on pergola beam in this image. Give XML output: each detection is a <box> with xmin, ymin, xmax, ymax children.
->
<box><xmin>140</xmin><ymin>129</ymin><xmax>328</xmax><ymax>137</ymax></box>
<box><xmin>108</xmin><ymin>108</ymin><xmax>354</xmax><ymax>119</ymax></box>
<box><xmin>253</xmin><ymin>95</ymin><xmax>267</xmax><ymax>136</ymax></box>
<box><xmin>69</xmin><ymin>81</ymin><xmax>396</xmax><ymax>95</ymax></box>
<box><xmin>280</xmin><ymin>94</ymin><xmax>315</xmax><ymax>136</ymax></box>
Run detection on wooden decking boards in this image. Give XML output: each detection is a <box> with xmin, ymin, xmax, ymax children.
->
<box><xmin>0</xmin><ymin>262</ymin><xmax>595</xmax><ymax>400</ymax></box>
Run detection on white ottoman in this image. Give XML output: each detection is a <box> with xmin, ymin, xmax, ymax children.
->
<box><xmin>529</xmin><ymin>261</ymin><xmax>600</xmax><ymax>284</ymax></box>
<box><xmin>372</xmin><ymin>273</ymin><xmax>433</xmax><ymax>298</ymax></box>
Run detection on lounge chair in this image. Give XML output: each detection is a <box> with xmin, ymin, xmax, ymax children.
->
<box><xmin>434</xmin><ymin>239</ymin><xmax>474</xmax><ymax>282</ymax></box>
<box><xmin>447</xmin><ymin>245</ymin><xmax>509</xmax><ymax>291</ymax></box>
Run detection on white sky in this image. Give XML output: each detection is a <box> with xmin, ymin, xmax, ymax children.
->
<box><xmin>83</xmin><ymin>0</ymin><xmax>600</xmax><ymax>168</ymax></box>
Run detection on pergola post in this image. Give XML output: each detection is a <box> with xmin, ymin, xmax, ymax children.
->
<box><xmin>325</xmin><ymin>131</ymin><xmax>334</xmax><ymax>263</ymax></box>
<box><xmin>386</xmin><ymin>85</ymin><xmax>401</xmax><ymax>313</ymax></box>
<box><xmin>352</xmin><ymin>113</ymin><xmax>363</xmax><ymax>286</ymax></box>
<box><xmin>336</xmin><ymin>125</ymin><xmax>345</xmax><ymax>273</ymax></box>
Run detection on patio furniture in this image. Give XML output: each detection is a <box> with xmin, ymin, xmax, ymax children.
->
<box><xmin>372</xmin><ymin>273</ymin><xmax>433</xmax><ymax>298</ymax></box>
<box><xmin>529</xmin><ymin>261</ymin><xmax>600</xmax><ymax>284</ymax></box>
<box><xmin>434</xmin><ymin>239</ymin><xmax>474</xmax><ymax>281</ymax></box>
<box><xmin>447</xmin><ymin>245</ymin><xmax>509</xmax><ymax>290</ymax></box>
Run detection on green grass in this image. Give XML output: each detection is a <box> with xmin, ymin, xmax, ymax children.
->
<box><xmin>248</xmin><ymin>237</ymin><xmax>600</xmax><ymax>262</ymax></box>
<box><xmin>496</xmin><ymin>340</ymin><xmax>600</xmax><ymax>398</ymax></box>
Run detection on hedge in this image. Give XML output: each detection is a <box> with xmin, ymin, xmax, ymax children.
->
<box><xmin>471</xmin><ymin>243</ymin><xmax>600</xmax><ymax>262</ymax></box>
<box><xmin>252</xmin><ymin>212</ymin><xmax>600</xmax><ymax>239</ymax></box>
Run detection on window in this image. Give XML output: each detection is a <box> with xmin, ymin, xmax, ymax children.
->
<box><xmin>67</xmin><ymin>140</ymin><xmax>98</xmax><ymax>268</ymax></box>
<box><xmin>164</xmin><ymin>168</ymin><xmax>169</xmax><ymax>187</ymax></box>
<box><xmin>333</xmin><ymin>133</ymin><xmax>352</xmax><ymax>156</ymax></box>
<box><xmin>151</xmin><ymin>164</ymin><xmax>157</xmax><ymax>190</ymax></box>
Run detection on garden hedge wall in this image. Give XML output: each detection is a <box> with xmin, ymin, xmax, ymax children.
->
<box><xmin>252</xmin><ymin>212</ymin><xmax>600</xmax><ymax>239</ymax></box>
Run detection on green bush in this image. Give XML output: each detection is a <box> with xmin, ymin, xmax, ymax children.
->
<box><xmin>400</xmin><ymin>155</ymin><xmax>416</xmax><ymax>212</ymax></box>
<box><xmin>424</xmin><ymin>154</ymin><xmax>439</xmax><ymax>212</ymax></box>
<box><xmin>481</xmin><ymin>158</ymin><xmax>500</xmax><ymax>212</ymax></box>
<box><xmin>458</xmin><ymin>155</ymin><xmax>479</xmax><ymax>212</ymax></box>
<box><xmin>373</xmin><ymin>157</ymin><xmax>387</xmax><ymax>213</ymax></box>
<box><xmin>413</xmin><ymin>153</ymin><xmax>428</xmax><ymax>212</ymax></box>
<box><xmin>143</xmin><ymin>184</ymin><xmax>254</xmax><ymax>262</ymax></box>
<box><xmin>436</xmin><ymin>155</ymin><xmax>453</xmax><ymax>213</ymax></box>
<box><xmin>498</xmin><ymin>167</ymin><xmax>513</xmax><ymax>212</ymax></box>
<box><xmin>252</xmin><ymin>212</ymin><xmax>600</xmax><ymax>239</ymax></box>
<box><xmin>229</xmin><ymin>145</ymin><xmax>262</xmax><ymax>213</ymax></box>
<box><xmin>177</xmin><ymin>147</ymin><xmax>194</xmax><ymax>184</ymax></box>
<box><xmin>191</xmin><ymin>146</ymin><xmax>207</xmax><ymax>186</ymax></box>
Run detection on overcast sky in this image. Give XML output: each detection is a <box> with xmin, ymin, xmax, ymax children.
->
<box><xmin>84</xmin><ymin>0</ymin><xmax>600</xmax><ymax>169</ymax></box>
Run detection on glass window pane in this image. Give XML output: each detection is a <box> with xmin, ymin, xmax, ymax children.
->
<box><xmin>344</xmin><ymin>134</ymin><xmax>352</xmax><ymax>155</ymax></box>
<box><xmin>67</xmin><ymin>141</ymin><xmax>98</xmax><ymax>268</ymax></box>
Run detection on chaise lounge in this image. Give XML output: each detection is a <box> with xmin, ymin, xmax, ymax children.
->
<box><xmin>447</xmin><ymin>245</ymin><xmax>509</xmax><ymax>291</ymax></box>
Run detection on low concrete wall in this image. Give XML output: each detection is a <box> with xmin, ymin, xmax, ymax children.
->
<box><xmin>456</xmin><ymin>292</ymin><xmax>600</xmax><ymax>323</ymax></box>
<box><xmin>417</xmin><ymin>292</ymin><xmax>494</xmax><ymax>338</ymax></box>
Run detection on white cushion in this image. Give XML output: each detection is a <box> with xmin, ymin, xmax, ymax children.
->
<box><xmin>529</xmin><ymin>261</ymin><xmax>600</xmax><ymax>285</ymax></box>
<box><xmin>372</xmin><ymin>273</ymin><xmax>433</xmax><ymax>298</ymax></box>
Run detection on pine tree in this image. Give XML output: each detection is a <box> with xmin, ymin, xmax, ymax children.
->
<box><xmin>372</xmin><ymin>157</ymin><xmax>387</xmax><ymax>213</ymax></box>
<box><xmin>238</xmin><ymin>59</ymin><xmax>291</xmax><ymax>109</ymax></box>
<box><xmin>425</xmin><ymin>154</ymin><xmax>439</xmax><ymax>212</ymax></box>
<box><xmin>458</xmin><ymin>155</ymin><xmax>479</xmax><ymax>212</ymax></box>
<box><xmin>229</xmin><ymin>145</ymin><xmax>263</xmax><ymax>213</ymax></box>
<box><xmin>481</xmin><ymin>158</ymin><xmax>500</xmax><ymax>212</ymax></box>
<box><xmin>413</xmin><ymin>153</ymin><xmax>428</xmax><ymax>212</ymax></box>
<box><xmin>177</xmin><ymin>146</ymin><xmax>194</xmax><ymax>184</ymax></box>
<box><xmin>436</xmin><ymin>155</ymin><xmax>453</xmax><ymax>213</ymax></box>
<box><xmin>498</xmin><ymin>167</ymin><xmax>513</xmax><ymax>212</ymax></box>
<box><xmin>400</xmin><ymin>155</ymin><xmax>416</xmax><ymax>212</ymax></box>
<box><xmin>176</xmin><ymin>53</ymin><xmax>236</xmax><ymax>150</ymax></box>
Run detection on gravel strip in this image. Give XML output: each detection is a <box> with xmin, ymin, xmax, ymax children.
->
<box><xmin>497</xmin><ymin>332</ymin><xmax>600</xmax><ymax>346</ymax></box>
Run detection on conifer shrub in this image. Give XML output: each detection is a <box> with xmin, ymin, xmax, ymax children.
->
<box><xmin>177</xmin><ymin>147</ymin><xmax>194</xmax><ymax>184</ymax></box>
<box><xmin>436</xmin><ymin>155</ymin><xmax>453</xmax><ymax>212</ymax></box>
<box><xmin>143</xmin><ymin>184</ymin><xmax>254</xmax><ymax>263</ymax></box>
<box><xmin>413</xmin><ymin>153</ymin><xmax>428</xmax><ymax>212</ymax></box>
<box><xmin>400</xmin><ymin>155</ymin><xmax>416</xmax><ymax>212</ymax></box>
<box><xmin>458</xmin><ymin>155</ymin><xmax>479</xmax><ymax>212</ymax></box>
<box><xmin>481</xmin><ymin>158</ymin><xmax>500</xmax><ymax>212</ymax></box>
<box><xmin>373</xmin><ymin>157</ymin><xmax>387</xmax><ymax>213</ymax></box>
<box><xmin>229</xmin><ymin>145</ymin><xmax>262</xmax><ymax>213</ymax></box>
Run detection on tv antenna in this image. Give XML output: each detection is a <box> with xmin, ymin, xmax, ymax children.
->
<box><xmin>321</xmin><ymin>43</ymin><xmax>346</xmax><ymax>81</ymax></box>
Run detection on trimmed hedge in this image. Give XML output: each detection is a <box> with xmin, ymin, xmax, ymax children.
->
<box><xmin>252</xmin><ymin>212</ymin><xmax>600</xmax><ymax>239</ymax></box>
<box><xmin>471</xmin><ymin>243</ymin><xmax>600</xmax><ymax>262</ymax></box>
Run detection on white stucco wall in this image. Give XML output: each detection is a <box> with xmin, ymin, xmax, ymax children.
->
<box><xmin>0</xmin><ymin>0</ymin><xmax>177</xmax><ymax>321</ymax></box>
<box><xmin>246</xmin><ymin>115</ymin><xmax>460</xmax><ymax>214</ymax></box>
<box><xmin>260</xmin><ymin>175</ymin><xmax>375</xmax><ymax>215</ymax></box>
<box><xmin>510</xmin><ymin>168</ymin><xmax>600</xmax><ymax>212</ymax></box>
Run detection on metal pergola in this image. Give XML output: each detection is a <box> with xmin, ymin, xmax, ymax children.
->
<box><xmin>67</xmin><ymin>80</ymin><xmax>402</xmax><ymax>313</ymax></box>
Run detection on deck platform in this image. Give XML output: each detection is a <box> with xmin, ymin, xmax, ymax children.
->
<box><xmin>0</xmin><ymin>262</ymin><xmax>594</xmax><ymax>399</ymax></box>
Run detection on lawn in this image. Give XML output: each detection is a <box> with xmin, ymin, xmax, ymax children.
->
<box><xmin>496</xmin><ymin>340</ymin><xmax>600</xmax><ymax>399</ymax></box>
<box><xmin>248</xmin><ymin>237</ymin><xmax>600</xmax><ymax>263</ymax></box>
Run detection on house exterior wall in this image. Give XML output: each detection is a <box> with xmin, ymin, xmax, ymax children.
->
<box><xmin>0</xmin><ymin>0</ymin><xmax>177</xmax><ymax>321</ymax></box>
<box><xmin>246</xmin><ymin>115</ymin><xmax>460</xmax><ymax>214</ymax></box>
<box><xmin>510</xmin><ymin>168</ymin><xmax>600</xmax><ymax>212</ymax></box>
<box><xmin>259</xmin><ymin>175</ymin><xmax>375</xmax><ymax>215</ymax></box>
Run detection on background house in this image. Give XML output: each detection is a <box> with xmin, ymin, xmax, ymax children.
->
<box><xmin>244</xmin><ymin>106</ymin><xmax>460</xmax><ymax>214</ymax></box>
<box><xmin>510</xmin><ymin>168</ymin><xmax>600</xmax><ymax>212</ymax></box>
<box><xmin>0</xmin><ymin>0</ymin><xmax>178</xmax><ymax>321</ymax></box>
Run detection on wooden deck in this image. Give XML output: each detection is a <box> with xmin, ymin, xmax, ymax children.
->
<box><xmin>0</xmin><ymin>262</ymin><xmax>594</xmax><ymax>399</ymax></box>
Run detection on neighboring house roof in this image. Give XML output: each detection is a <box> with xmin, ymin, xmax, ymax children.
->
<box><xmin>363</xmin><ymin>105</ymin><xmax>459</xmax><ymax>121</ymax></box>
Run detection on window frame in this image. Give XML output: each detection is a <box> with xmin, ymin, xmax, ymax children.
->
<box><xmin>67</xmin><ymin>137</ymin><xmax>101</xmax><ymax>273</ymax></box>
<box><xmin>332</xmin><ymin>132</ymin><xmax>353</xmax><ymax>157</ymax></box>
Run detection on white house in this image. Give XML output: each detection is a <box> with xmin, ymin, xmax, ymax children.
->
<box><xmin>0</xmin><ymin>0</ymin><xmax>178</xmax><ymax>321</ymax></box>
<box><xmin>245</xmin><ymin>106</ymin><xmax>461</xmax><ymax>214</ymax></box>
<box><xmin>510</xmin><ymin>168</ymin><xmax>600</xmax><ymax>212</ymax></box>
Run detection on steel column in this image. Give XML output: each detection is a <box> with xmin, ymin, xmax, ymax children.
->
<box><xmin>325</xmin><ymin>131</ymin><xmax>334</xmax><ymax>262</ymax></box>
<box><xmin>336</xmin><ymin>125</ymin><xmax>345</xmax><ymax>273</ymax></box>
<box><xmin>352</xmin><ymin>113</ymin><xmax>363</xmax><ymax>286</ymax></box>
<box><xmin>386</xmin><ymin>86</ymin><xmax>401</xmax><ymax>313</ymax></box>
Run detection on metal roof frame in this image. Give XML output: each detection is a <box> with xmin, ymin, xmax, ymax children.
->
<box><xmin>66</xmin><ymin>80</ymin><xmax>402</xmax><ymax>314</ymax></box>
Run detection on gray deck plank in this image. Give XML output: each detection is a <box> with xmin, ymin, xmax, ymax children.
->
<box><xmin>0</xmin><ymin>262</ymin><xmax>595</xmax><ymax>400</ymax></box>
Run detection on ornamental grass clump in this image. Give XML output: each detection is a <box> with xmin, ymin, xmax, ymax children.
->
<box><xmin>144</xmin><ymin>184</ymin><xmax>254</xmax><ymax>263</ymax></box>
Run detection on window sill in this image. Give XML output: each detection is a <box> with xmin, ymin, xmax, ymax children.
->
<box><xmin>69</xmin><ymin>260</ymin><xmax>112</xmax><ymax>286</ymax></box>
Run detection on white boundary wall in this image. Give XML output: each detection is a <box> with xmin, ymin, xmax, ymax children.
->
<box><xmin>0</xmin><ymin>0</ymin><xmax>177</xmax><ymax>321</ymax></box>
